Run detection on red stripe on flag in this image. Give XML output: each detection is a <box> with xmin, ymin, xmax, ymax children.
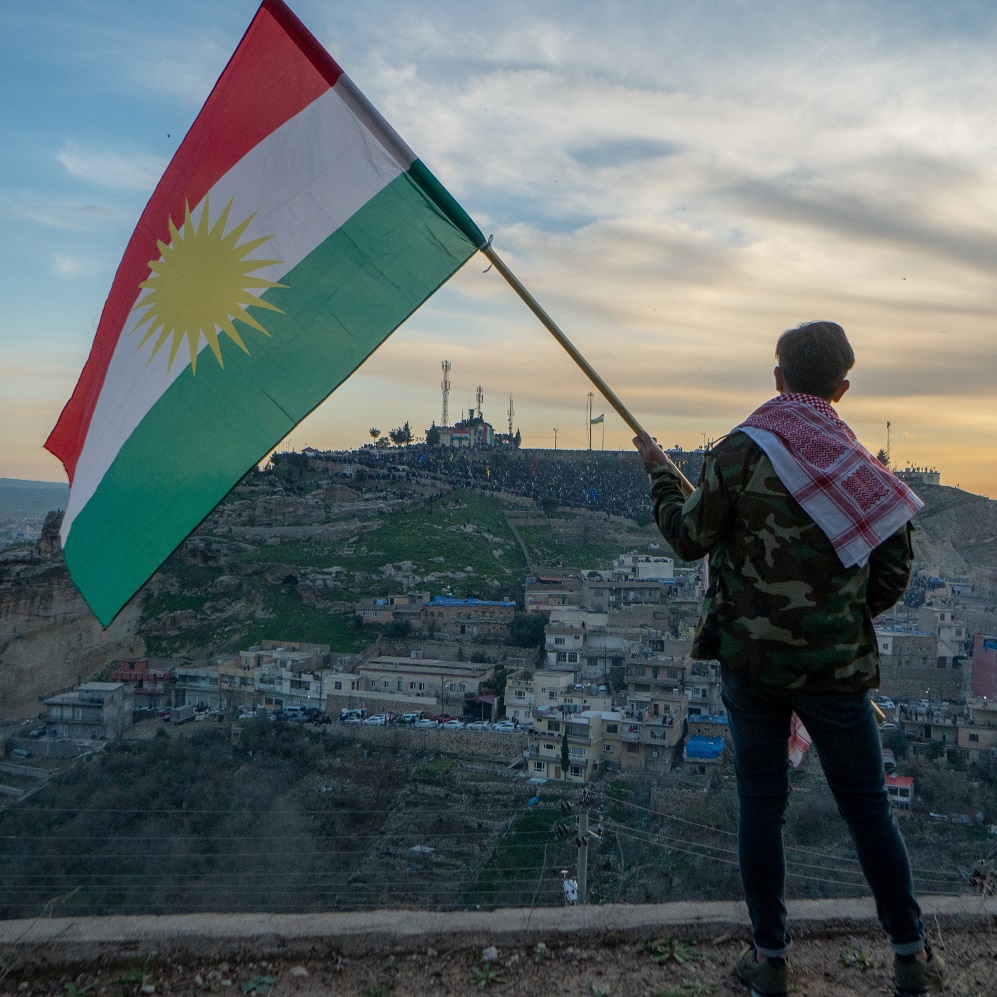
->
<box><xmin>45</xmin><ymin>0</ymin><xmax>343</xmax><ymax>481</ymax></box>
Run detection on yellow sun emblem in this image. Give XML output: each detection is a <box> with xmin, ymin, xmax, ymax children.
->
<box><xmin>131</xmin><ymin>196</ymin><xmax>285</xmax><ymax>373</ymax></box>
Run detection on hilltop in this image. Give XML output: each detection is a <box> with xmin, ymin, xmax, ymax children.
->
<box><xmin>1</xmin><ymin>447</ymin><xmax>995</xmax><ymax>718</ymax></box>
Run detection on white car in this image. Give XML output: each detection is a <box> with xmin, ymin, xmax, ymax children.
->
<box><xmin>441</xmin><ymin>719</ymin><xmax>466</xmax><ymax>729</ymax></box>
<box><xmin>342</xmin><ymin>715</ymin><xmax>362</xmax><ymax>725</ymax></box>
<box><xmin>465</xmin><ymin>720</ymin><xmax>491</xmax><ymax>731</ymax></box>
<box><xmin>414</xmin><ymin>718</ymin><xmax>439</xmax><ymax>729</ymax></box>
<box><xmin>362</xmin><ymin>714</ymin><xmax>387</xmax><ymax>726</ymax></box>
<box><xmin>491</xmin><ymin>721</ymin><xmax>518</xmax><ymax>732</ymax></box>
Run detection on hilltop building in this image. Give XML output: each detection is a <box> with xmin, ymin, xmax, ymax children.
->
<box><xmin>895</xmin><ymin>466</ymin><xmax>941</xmax><ymax>487</ymax></box>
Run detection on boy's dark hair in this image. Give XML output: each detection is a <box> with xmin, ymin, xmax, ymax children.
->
<box><xmin>776</xmin><ymin>321</ymin><xmax>855</xmax><ymax>399</ymax></box>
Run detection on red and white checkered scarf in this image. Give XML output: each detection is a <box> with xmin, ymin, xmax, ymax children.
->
<box><xmin>736</xmin><ymin>393</ymin><xmax>923</xmax><ymax>568</ymax></box>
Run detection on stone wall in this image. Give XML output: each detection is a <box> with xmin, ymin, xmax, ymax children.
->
<box><xmin>329</xmin><ymin>721</ymin><xmax>528</xmax><ymax>761</ymax></box>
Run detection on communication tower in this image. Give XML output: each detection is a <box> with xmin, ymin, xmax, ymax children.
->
<box><xmin>476</xmin><ymin>385</ymin><xmax>484</xmax><ymax>420</ymax></box>
<box><xmin>441</xmin><ymin>360</ymin><xmax>451</xmax><ymax>427</ymax></box>
<box><xmin>508</xmin><ymin>395</ymin><xmax>515</xmax><ymax>436</ymax></box>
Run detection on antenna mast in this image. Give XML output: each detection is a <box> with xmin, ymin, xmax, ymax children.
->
<box><xmin>476</xmin><ymin>385</ymin><xmax>484</xmax><ymax>420</ymax></box>
<box><xmin>508</xmin><ymin>395</ymin><xmax>515</xmax><ymax>436</ymax></box>
<box><xmin>441</xmin><ymin>360</ymin><xmax>451</xmax><ymax>426</ymax></box>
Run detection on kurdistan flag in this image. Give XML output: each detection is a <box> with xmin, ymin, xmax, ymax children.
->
<box><xmin>45</xmin><ymin>0</ymin><xmax>485</xmax><ymax>626</ymax></box>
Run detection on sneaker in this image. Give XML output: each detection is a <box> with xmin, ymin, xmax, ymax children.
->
<box><xmin>894</xmin><ymin>945</ymin><xmax>945</xmax><ymax>996</ymax></box>
<box><xmin>735</xmin><ymin>946</ymin><xmax>789</xmax><ymax>997</ymax></box>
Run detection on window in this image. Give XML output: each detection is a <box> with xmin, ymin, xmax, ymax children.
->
<box><xmin>557</xmin><ymin>652</ymin><xmax>568</xmax><ymax>663</ymax></box>
<box><xmin>626</xmin><ymin>743</ymin><xmax>639</xmax><ymax>754</ymax></box>
<box><xmin>603</xmin><ymin>743</ymin><xmax>614</xmax><ymax>753</ymax></box>
<box><xmin>605</xmin><ymin>723</ymin><xmax>618</xmax><ymax>734</ymax></box>
<box><xmin>567</xmin><ymin>652</ymin><xmax>578</xmax><ymax>663</ymax></box>
<box><xmin>515</xmin><ymin>690</ymin><xmax>526</xmax><ymax>700</ymax></box>
<box><xmin>544</xmin><ymin>743</ymin><xmax>555</xmax><ymax>751</ymax></box>
<box><xmin>533</xmin><ymin>761</ymin><xmax>545</xmax><ymax>773</ymax></box>
<box><xmin>554</xmin><ymin>636</ymin><xmax>566</xmax><ymax>646</ymax></box>
<box><xmin>667</xmin><ymin>669</ymin><xmax>679</xmax><ymax>679</ymax></box>
<box><xmin>612</xmin><ymin>657</ymin><xmax>624</xmax><ymax>668</ymax></box>
<box><xmin>969</xmin><ymin>734</ymin><xmax>980</xmax><ymax>743</ymax></box>
<box><xmin>570</xmin><ymin>765</ymin><xmax>584</xmax><ymax>778</ymax></box>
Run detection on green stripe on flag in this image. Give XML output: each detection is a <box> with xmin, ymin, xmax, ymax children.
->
<box><xmin>64</xmin><ymin>166</ymin><xmax>478</xmax><ymax>625</ymax></box>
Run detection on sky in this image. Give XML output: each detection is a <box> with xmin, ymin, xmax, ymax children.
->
<box><xmin>3</xmin><ymin>0</ymin><xmax>997</xmax><ymax>496</ymax></box>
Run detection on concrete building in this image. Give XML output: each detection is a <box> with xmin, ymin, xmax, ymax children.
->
<box><xmin>618</xmin><ymin>690</ymin><xmax>687</xmax><ymax>774</ymax></box>
<box><xmin>355</xmin><ymin>655</ymin><xmax>496</xmax><ymax>716</ymax></box>
<box><xmin>421</xmin><ymin>597</ymin><xmax>516</xmax><ymax>640</ymax></box>
<box><xmin>917</xmin><ymin>607</ymin><xmax>970</xmax><ymax>669</ymax></box>
<box><xmin>108</xmin><ymin>658</ymin><xmax>175</xmax><ymax>711</ymax></box>
<box><xmin>524</xmin><ymin>573</ymin><xmax>583</xmax><ymax>615</ymax></box>
<box><xmin>529</xmin><ymin>709</ymin><xmax>623</xmax><ymax>783</ymax></box>
<box><xmin>958</xmin><ymin>699</ymin><xmax>997</xmax><ymax>763</ymax></box>
<box><xmin>885</xmin><ymin>774</ymin><xmax>914</xmax><ymax>810</ymax></box>
<box><xmin>353</xmin><ymin>592</ymin><xmax>430</xmax><ymax>625</ymax></box>
<box><xmin>970</xmin><ymin>634</ymin><xmax>997</xmax><ymax>699</ymax></box>
<box><xmin>612</xmin><ymin>553</ymin><xmax>675</xmax><ymax>580</ymax></box>
<box><xmin>876</xmin><ymin>628</ymin><xmax>948</xmax><ymax>702</ymax></box>
<box><xmin>174</xmin><ymin>663</ymin><xmax>221</xmax><ymax>709</ymax></box>
<box><xmin>43</xmin><ymin>682</ymin><xmax>134</xmax><ymax>741</ymax></box>
<box><xmin>579</xmin><ymin>571</ymin><xmax>665</xmax><ymax>612</ymax></box>
<box><xmin>681</xmin><ymin>734</ymin><xmax>727</xmax><ymax>788</ymax></box>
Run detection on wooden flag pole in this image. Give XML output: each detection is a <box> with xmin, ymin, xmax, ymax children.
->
<box><xmin>480</xmin><ymin>242</ymin><xmax>694</xmax><ymax>496</ymax></box>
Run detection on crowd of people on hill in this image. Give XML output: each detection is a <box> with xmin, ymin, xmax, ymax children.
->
<box><xmin>329</xmin><ymin>445</ymin><xmax>707</xmax><ymax>523</ymax></box>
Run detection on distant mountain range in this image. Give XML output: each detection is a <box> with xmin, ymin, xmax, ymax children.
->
<box><xmin>0</xmin><ymin>478</ymin><xmax>69</xmax><ymax>519</ymax></box>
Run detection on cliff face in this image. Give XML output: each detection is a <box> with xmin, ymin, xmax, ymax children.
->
<box><xmin>0</xmin><ymin>513</ymin><xmax>143</xmax><ymax>719</ymax></box>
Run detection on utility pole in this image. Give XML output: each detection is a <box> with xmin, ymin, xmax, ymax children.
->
<box><xmin>576</xmin><ymin>811</ymin><xmax>589</xmax><ymax>903</ymax></box>
<box><xmin>587</xmin><ymin>392</ymin><xmax>594</xmax><ymax>450</ymax></box>
<box><xmin>553</xmin><ymin>428</ymin><xmax>559</xmax><ymax>451</ymax></box>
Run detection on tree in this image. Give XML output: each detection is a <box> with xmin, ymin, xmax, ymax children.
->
<box><xmin>876</xmin><ymin>448</ymin><xmax>890</xmax><ymax>467</ymax></box>
<box><xmin>514</xmin><ymin>429</ymin><xmax>522</xmax><ymax>448</ymax></box>
<box><xmin>369</xmin><ymin>427</ymin><xmax>381</xmax><ymax>442</ymax></box>
<box><xmin>388</xmin><ymin>421</ymin><xmax>413</xmax><ymax>446</ymax></box>
<box><xmin>510</xmin><ymin>612</ymin><xmax>547</xmax><ymax>649</ymax></box>
<box><xmin>560</xmin><ymin>728</ymin><xmax>570</xmax><ymax>779</ymax></box>
<box><xmin>425</xmin><ymin>425</ymin><xmax>441</xmax><ymax>447</ymax></box>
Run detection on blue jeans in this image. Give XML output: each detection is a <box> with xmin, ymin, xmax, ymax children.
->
<box><xmin>721</xmin><ymin>667</ymin><xmax>924</xmax><ymax>958</ymax></box>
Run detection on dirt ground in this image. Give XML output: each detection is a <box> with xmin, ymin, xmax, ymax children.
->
<box><xmin>3</xmin><ymin>923</ymin><xmax>995</xmax><ymax>997</ymax></box>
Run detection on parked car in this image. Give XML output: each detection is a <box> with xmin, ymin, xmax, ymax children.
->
<box><xmin>362</xmin><ymin>714</ymin><xmax>387</xmax><ymax>726</ymax></box>
<box><xmin>441</xmin><ymin>719</ymin><xmax>466</xmax><ymax>729</ymax></box>
<box><xmin>342</xmin><ymin>715</ymin><xmax>363</xmax><ymax>725</ymax></box>
<box><xmin>414</xmin><ymin>718</ymin><xmax>439</xmax><ymax>729</ymax></box>
<box><xmin>465</xmin><ymin>720</ymin><xmax>491</xmax><ymax>731</ymax></box>
<box><xmin>491</xmin><ymin>721</ymin><xmax>518</xmax><ymax>732</ymax></box>
<box><xmin>340</xmin><ymin>709</ymin><xmax>365</xmax><ymax>723</ymax></box>
<box><xmin>432</xmin><ymin>714</ymin><xmax>455</xmax><ymax>725</ymax></box>
<box><xmin>399</xmin><ymin>713</ymin><xmax>424</xmax><ymax>725</ymax></box>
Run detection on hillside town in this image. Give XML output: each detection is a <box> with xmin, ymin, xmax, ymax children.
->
<box><xmin>7</xmin><ymin>538</ymin><xmax>997</xmax><ymax>815</ymax></box>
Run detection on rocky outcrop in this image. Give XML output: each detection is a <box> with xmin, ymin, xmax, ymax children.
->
<box><xmin>0</xmin><ymin>509</ymin><xmax>143</xmax><ymax>719</ymax></box>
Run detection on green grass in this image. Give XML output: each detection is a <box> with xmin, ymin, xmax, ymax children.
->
<box><xmin>237</xmin><ymin>489</ymin><xmax>527</xmax><ymax>597</ymax></box>
<box><xmin>516</xmin><ymin>525</ymin><xmax>625</xmax><ymax>569</ymax></box>
<box><xmin>470</xmin><ymin>804</ymin><xmax>572</xmax><ymax>908</ymax></box>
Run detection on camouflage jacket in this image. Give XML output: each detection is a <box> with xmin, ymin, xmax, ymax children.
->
<box><xmin>649</xmin><ymin>431</ymin><xmax>913</xmax><ymax>692</ymax></box>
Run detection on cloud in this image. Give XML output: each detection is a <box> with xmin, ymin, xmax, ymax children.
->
<box><xmin>51</xmin><ymin>253</ymin><xmax>105</xmax><ymax>279</ymax></box>
<box><xmin>56</xmin><ymin>141</ymin><xmax>166</xmax><ymax>192</ymax></box>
